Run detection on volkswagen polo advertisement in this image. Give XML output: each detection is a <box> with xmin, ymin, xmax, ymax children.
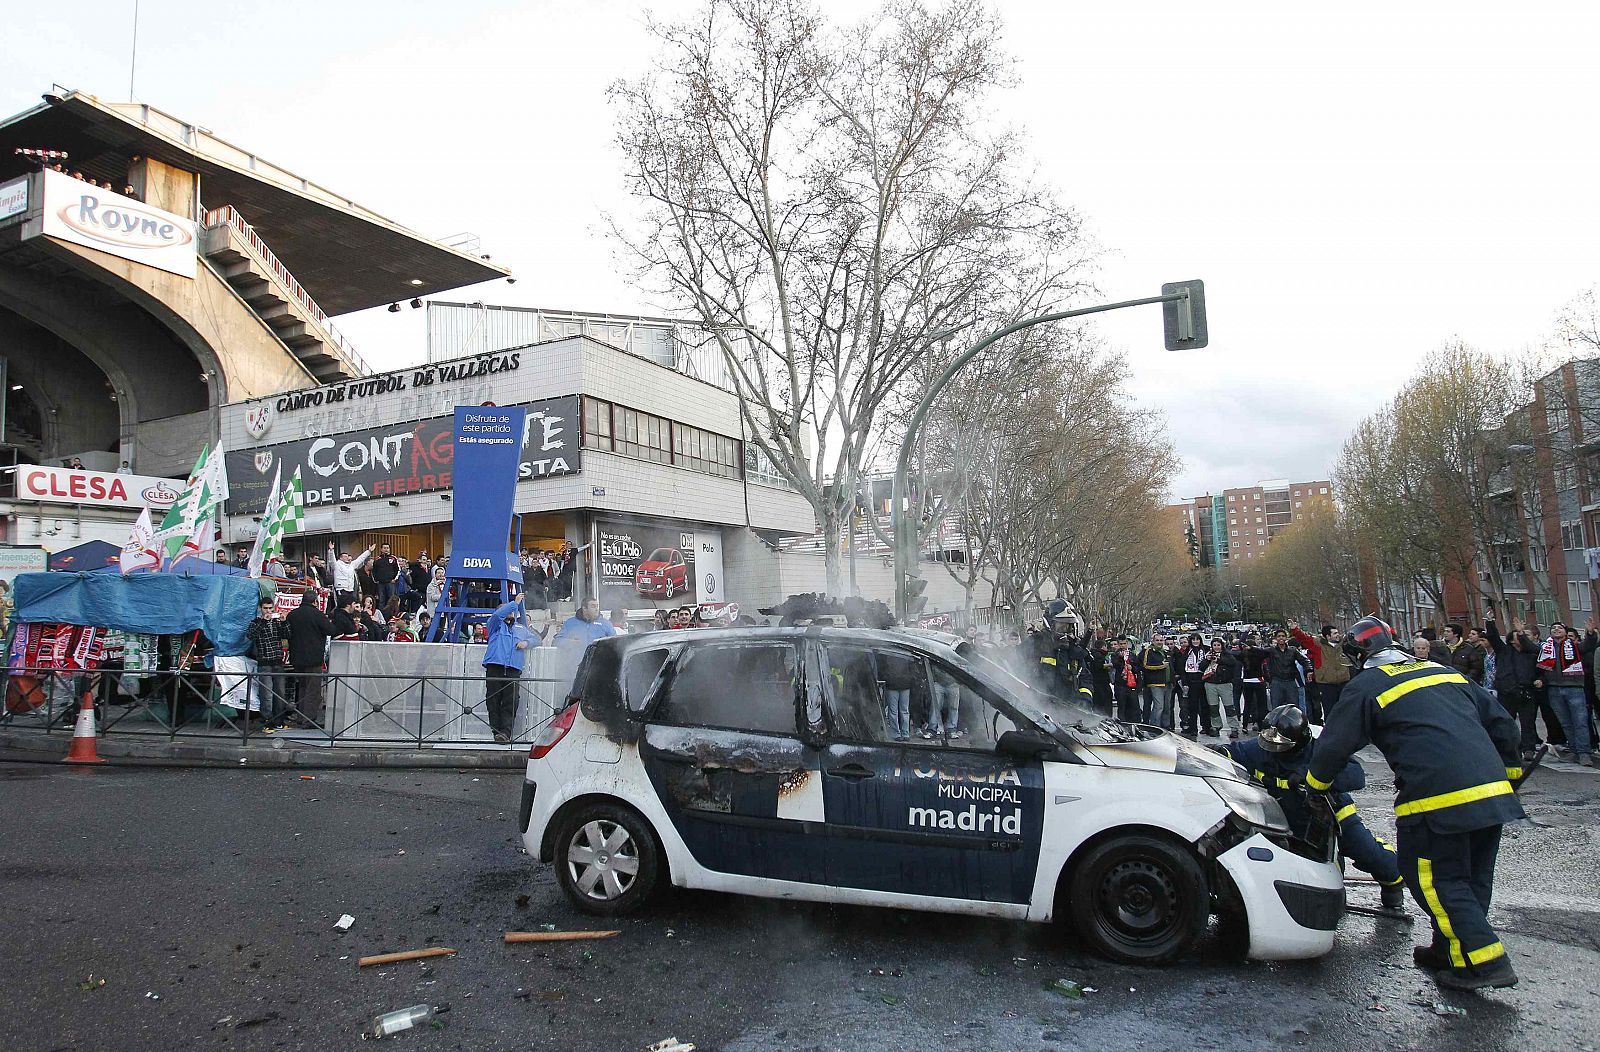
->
<box><xmin>596</xmin><ymin>520</ymin><xmax>724</xmax><ymax>615</ymax></box>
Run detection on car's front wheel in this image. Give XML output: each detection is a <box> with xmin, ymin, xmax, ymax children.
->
<box><xmin>554</xmin><ymin>803</ymin><xmax>661</xmax><ymax>916</ymax></box>
<box><xmin>1066</xmin><ymin>833</ymin><xmax>1209</xmax><ymax>964</ymax></box>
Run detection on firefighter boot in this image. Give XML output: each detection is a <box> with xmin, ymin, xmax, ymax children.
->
<box><xmin>1380</xmin><ymin>883</ymin><xmax>1406</xmax><ymax>910</ymax></box>
<box><xmin>1413</xmin><ymin>944</ymin><xmax>1449</xmax><ymax>972</ymax></box>
<box><xmin>1436</xmin><ymin>956</ymin><xmax>1519</xmax><ymax>991</ymax></box>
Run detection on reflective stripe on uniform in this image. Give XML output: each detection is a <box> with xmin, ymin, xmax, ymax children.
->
<box><xmin>1394</xmin><ymin>779</ymin><xmax>1514</xmax><ymax>817</ymax></box>
<box><xmin>1376</xmin><ymin>660</ymin><xmax>1431</xmax><ymax>676</ymax></box>
<box><xmin>1253</xmin><ymin>769</ymin><xmax>1267</xmax><ymax>784</ymax></box>
<box><xmin>1274</xmin><ymin>776</ymin><xmax>1292</xmax><ymax>789</ymax></box>
<box><xmin>1468</xmin><ymin>941</ymin><xmax>1506</xmax><ymax>965</ymax></box>
<box><xmin>1306</xmin><ymin>770</ymin><xmax>1332</xmax><ymax>791</ymax></box>
<box><xmin>1505</xmin><ymin>766</ymin><xmax>1523</xmax><ymax>781</ymax></box>
<box><xmin>1376</xmin><ymin>672</ymin><xmax>1468</xmax><ymax>708</ymax></box>
<box><xmin>1417</xmin><ymin>858</ymin><xmax>1466</xmax><ymax>968</ymax></box>
<box><xmin>1041</xmin><ymin>657</ymin><xmax>1057</xmax><ymax>666</ymax></box>
<box><xmin>1334</xmin><ymin>803</ymin><xmax>1358</xmax><ymax>822</ymax></box>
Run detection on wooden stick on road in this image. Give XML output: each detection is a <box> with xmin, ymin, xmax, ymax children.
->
<box><xmin>503</xmin><ymin>930</ymin><xmax>621</xmax><ymax>944</ymax></box>
<box><xmin>357</xmin><ymin>947</ymin><xmax>458</xmax><ymax>967</ymax></box>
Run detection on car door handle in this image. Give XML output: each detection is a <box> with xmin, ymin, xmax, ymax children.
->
<box><xmin>825</xmin><ymin>763</ymin><xmax>875</xmax><ymax>780</ymax></box>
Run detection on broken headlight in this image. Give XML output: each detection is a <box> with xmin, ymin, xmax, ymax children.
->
<box><xmin>1204</xmin><ymin>776</ymin><xmax>1289</xmax><ymax>834</ymax></box>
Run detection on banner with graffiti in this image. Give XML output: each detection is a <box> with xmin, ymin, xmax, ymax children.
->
<box><xmin>224</xmin><ymin>395</ymin><xmax>580</xmax><ymax>515</ymax></box>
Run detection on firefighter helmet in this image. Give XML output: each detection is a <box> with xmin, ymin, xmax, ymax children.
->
<box><xmin>1259</xmin><ymin>704</ymin><xmax>1311</xmax><ymax>754</ymax></box>
<box><xmin>1344</xmin><ymin>615</ymin><xmax>1396</xmax><ymax>659</ymax></box>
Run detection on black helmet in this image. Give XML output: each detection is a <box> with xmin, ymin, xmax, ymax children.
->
<box><xmin>1259</xmin><ymin>704</ymin><xmax>1310</xmax><ymax>753</ymax></box>
<box><xmin>1345</xmin><ymin>615</ymin><xmax>1395</xmax><ymax>659</ymax></box>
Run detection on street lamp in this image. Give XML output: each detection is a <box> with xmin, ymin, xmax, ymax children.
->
<box><xmin>892</xmin><ymin>282</ymin><xmax>1208</xmax><ymax>619</ymax></box>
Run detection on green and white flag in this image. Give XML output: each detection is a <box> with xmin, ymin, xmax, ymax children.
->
<box><xmin>156</xmin><ymin>444</ymin><xmax>232</xmax><ymax>561</ymax></box>
<box><xmin>250</xmin><ymin>468</ymin><xmax>305</xmax><ymax>576</ymax></box>
<box><xmin>246</xmin><ymin>464</ymin><xmax>283</xmax><ymax>578</ymax></box>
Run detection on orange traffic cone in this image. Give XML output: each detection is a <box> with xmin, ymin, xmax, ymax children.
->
<box><xmin>62</xmin><ymin>690</ymin><xmax>105</xmax><ymax>765</ymax></box>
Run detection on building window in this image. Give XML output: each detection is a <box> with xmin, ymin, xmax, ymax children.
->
<box><xmin>1294</xmin><ymin>502</ymin><xmax>1301</xmax><ymax>509</ymax></box>
<box><xmin>1320</xmin><ymin>486</ymin><xmax>1328</xmax><ymax>494</ymax></box>
<box><xmin>582</xmin><ymin>397</ymin><xmax>613</xmax><ymax>450</ymax></box>
<box><xmin>1529</xmin><ymin>545</ymin><xmax>1548</xmax><ymax>572</ymax></box>
<box><xmin>1231</xmin><ymin>530</ymin><xmax>1238</xmax><ymax>537</ymax></box>
<box><xmin>672</xmin><ymin>422</ymin><xmax>740</xmax><ymax>479</ymax></box>
<box><xmin>1256</xmin><ymin>528</ymin><xmax>1264</xmax><ymax>535</ymax></box>
<box><xmin>1228</xmin><ymin>494</ymin><xmax>1235</xmax><ymax>501</ymax></box>
<box><xmin>1562</xmin><ymin>520</ymin><xmax>1586</xmax><ymax>550</ymax></box>
<box><xmin>1569</xmin><ymin>580</ymin><xmax>1593</xmax><ymax>612</ymax></box>
<box><xmin>586</xmin><ymin>398</ymin><xmax>742</xmax><ymax>477</ymax></box>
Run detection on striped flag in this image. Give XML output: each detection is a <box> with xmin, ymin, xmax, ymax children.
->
<box><xmin>246</xmin><ymin>464</ymin><xmax>283</xmax><ymax>578</ymax></box>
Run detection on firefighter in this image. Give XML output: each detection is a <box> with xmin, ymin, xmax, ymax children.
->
<box><xmin>1308</xmin><ymin>615</ymin><xmax>1525</xmax><ymax>990</ymax></box>
<box><xmin>1218</xmin><ymin>705</ymin><xmax>1405</xmax><ymax>907</ymax></box>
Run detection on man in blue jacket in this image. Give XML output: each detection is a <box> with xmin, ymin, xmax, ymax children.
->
<box><xmin>483</xmin><ymin>599</ymin><xmax>537</xmax><ymax>744</ymax></box>
<box><xmin>1219</xmin><ymin>704</ymin><xmax>1405</xmax><ymax>907</ymax></box>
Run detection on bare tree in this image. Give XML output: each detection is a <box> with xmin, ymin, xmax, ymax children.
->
<box><xmin>610</xmin><ymin>0</ymin><xmax>1087</xmax><ymax>592</ymax></box>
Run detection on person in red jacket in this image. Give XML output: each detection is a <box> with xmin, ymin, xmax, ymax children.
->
<box><xmin>1288</xmin><ymin>620</ymin><xmax>1326</xmax><ymax>721</ymax></box>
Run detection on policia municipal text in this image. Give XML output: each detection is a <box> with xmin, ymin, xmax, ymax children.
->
<box><xmin>1307</xmin><ymin>616</ymin><xmax>1527</xmax><ymax>990</ymax></box>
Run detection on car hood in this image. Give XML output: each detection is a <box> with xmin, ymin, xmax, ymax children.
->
<box><xmin>1074</xmin><ymin>722</ymin><xmax>1247</xmax><ymax>780</ymax></box>
<box><xmin>637</xmin><ymin>562</ymin><xmax>671</xmax><ymax>573</ymax></box>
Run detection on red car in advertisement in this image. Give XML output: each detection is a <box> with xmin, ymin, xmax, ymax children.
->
<box><xmin>635</xmin><ymin>547</ymin><xmax>688</xmax><ymax>598</ymax></box>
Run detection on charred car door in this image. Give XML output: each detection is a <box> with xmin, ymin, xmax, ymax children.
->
<box><xmin>638</xmin><ymin>641</ymin><xmax>826</xmax><ymax>885</ymax></box>
<box><xmin>815</xmin><ymin>642</ymin><xmax>1046</xmax><ymax>905</ymax></box>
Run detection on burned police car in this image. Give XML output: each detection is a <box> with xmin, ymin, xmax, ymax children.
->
<box><xmin>519</xmin><ymin>628</ymin><xmax>1343</xmax><ymax>964</ymax></box>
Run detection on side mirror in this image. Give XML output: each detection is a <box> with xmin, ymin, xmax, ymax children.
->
<box><xmin>997</xmin><ymin>728</ymin><xmax>1058</xmax><ymax>761</ymax></box>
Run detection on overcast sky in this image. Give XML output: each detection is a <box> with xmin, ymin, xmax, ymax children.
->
<box><xmin>6</xmin><ymin>0</ymin><xmax>1598</xmax><ymax>497</ymax></box>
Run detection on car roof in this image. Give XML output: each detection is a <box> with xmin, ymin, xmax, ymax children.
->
<box><xmin>594</xmin><ymin>625</ymin><xmax>962</xmax><ymax>660</ymax></box>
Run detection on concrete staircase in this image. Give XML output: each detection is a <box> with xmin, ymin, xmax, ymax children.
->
<box><xmin>199</xmin><ymin>206</ymin><xmax>366</xmax><ymax>384</ymax></box>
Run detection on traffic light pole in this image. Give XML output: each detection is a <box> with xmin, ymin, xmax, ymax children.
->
<box><xmin>893</xmin><ymin>289</ymin><xmax>1201</xmax><ymax>622</ymax></box>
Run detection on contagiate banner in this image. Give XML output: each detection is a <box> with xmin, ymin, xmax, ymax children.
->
<box><xmin>224</xmin><ymin>394</ymin><xmax>581</xmax><ymax>515</ymax></box>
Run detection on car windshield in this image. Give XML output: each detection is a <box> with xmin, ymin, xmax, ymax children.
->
<box><xmin>645</xmin><ymin>548</ymin><xmax>673</xmax><ymax>563</ymax></box>
<box><xmin>955</xmin><ymin>641</ymin><xmax>1158</xmax><ymax>745</ymax></box>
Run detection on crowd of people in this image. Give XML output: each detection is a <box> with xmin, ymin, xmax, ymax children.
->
<box><xmin>1018</xmin><ymin>606</ymin><xmax>1597</xmax><ymax>766</ymax></box>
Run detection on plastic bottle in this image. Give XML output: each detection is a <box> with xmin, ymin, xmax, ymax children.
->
<box><xmin>366</xmin><ymin>1003</ymin><xmax>448</xmax><ymax>1039</ymax></box>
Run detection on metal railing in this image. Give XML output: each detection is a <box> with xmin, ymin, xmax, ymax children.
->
<box><xmin>201</xmin><ymin>205</ymin><xmax>370</xmax><ymax>376</ymax></box>
<box><xmin>1</xmin><ymin>666</ymin><xmax>564</xmax><ymax>749</ymax></box>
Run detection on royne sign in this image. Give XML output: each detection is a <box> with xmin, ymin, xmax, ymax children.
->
<box><xmin>15</xmin><ymin>465</ymin><xmax>183</xmax><ymax>511</ymax></box>
<box><xmin>40</xmin><ymin>170</ymin><xmax>196</xmax><ymax>278</ymax></box>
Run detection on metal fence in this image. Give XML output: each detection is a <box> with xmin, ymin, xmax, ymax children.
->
<box><xmin>0</xmin><ymin>665</ymin><xmax>568</xmax><ymax>750</ymax></box>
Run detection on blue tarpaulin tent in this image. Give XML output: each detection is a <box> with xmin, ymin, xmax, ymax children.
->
<box><xmin>46</xmin><ymin>540</ymin><xmax>122</xmax><ymax>573</ymax></box>
<box><xmin>12</xmin><ymin>571</ymin><xmax>260</xmax><ymax>656</ymax></box>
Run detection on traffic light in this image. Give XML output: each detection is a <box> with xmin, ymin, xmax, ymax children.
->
<box><xmin>905</xmin><ymin>574</ymin><xmax>929</xmax><ymax>619</ymax></box>
<box><xmin>1162</xmin><ymin>280</ymin><xmax>1208</xmax><ymax>351</ymax></box>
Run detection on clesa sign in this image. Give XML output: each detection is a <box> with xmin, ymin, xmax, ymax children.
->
<box><xmin>16</xmin><ymin>465</ymin><xmax>182</xmax><ymax>511</ymax></box>
<box><xmin>39</xmin><ymin>170</ymin><xmax>196</xmax><ymax>278</ymax></box>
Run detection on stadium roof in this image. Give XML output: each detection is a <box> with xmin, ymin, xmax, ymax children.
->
<box><xmin>0</xmin><ymin>90</ymin><xmax>510</xmax><ymax>314</ymax></box>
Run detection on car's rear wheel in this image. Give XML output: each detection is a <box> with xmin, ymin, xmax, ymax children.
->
<box><xmin>554</xmin><ymin>803</ymin><xmax>661</xmax><ymax>916</ymax></box>
<box><xmin>1067</xmin><ymin>834</ymin><xmax>1208</xmax><ymax>964</ymax></box>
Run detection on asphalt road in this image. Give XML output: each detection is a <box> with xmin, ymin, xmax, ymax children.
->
<box><xmin>3</xmin><ymin>757</ymin><xmax>1598</xmax><ymax>1052</ymax></box>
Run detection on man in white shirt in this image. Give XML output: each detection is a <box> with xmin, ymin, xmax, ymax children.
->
<box><xmin>333</xmin><ymin>545</ymin><xmax>374</xmax><ymax>600</ymax></box>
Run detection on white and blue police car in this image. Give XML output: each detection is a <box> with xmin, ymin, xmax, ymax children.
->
<box><xmin>519</xmin><ymin>628</ymin><xmax>1343</xmax><ymax>963</ymax></box>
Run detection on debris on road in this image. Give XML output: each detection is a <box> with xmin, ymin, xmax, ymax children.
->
<box><xmin>503</xmin><ymin>930</ymin><xmax>620</xmax><ymax>943</ymax></box>
<box><xmin>1410</xmin><ymin>999</ymin><xmax>1467</xmax><ymax>1017</ymax></box>
<box><xmin>880</xmin><ymin>995</ymin><xmax>904</xmax><ymax>1007</ymax></box>
<box><xmin>144</xmin><ymin>991</ymin><xmax>161</xmax><ymax>1001</ymax></box>
<box><xmin>77</xmin><ymin>975</ymin><xmax>105</xmax><ymax>991</ymax></box>
<box><xmin>646</xmin><ymin>1039</ymin><xmax>695</xmax><ymax>1052</ymax></box>
<box><xmin>514</xmin><ymin>893</ymin><xmax>531</xmax><ymax>908</ymax></box>
<box><xmin>300</xmin><ymin>775</ymin><xmax>316</xmax><ymax>781</ymax></box>
<box><xmin>366</xmin><ymin>1003</ymin><xmax>448</xmax><ymax>1039</ymax></box>
<box><xmin>357</xmin><ymin>947</ymin><xmax>458</xmax><ymax>968</ymax></box>
<box><xmin>1046</xmin><ymin>979</ymin><xmax>1085</xmax><ymax>999</ymax></box>
<box><xmin>334</xmin><ymin>914</ymin><xmax>355</xmax><ymax>931</ymax></box>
